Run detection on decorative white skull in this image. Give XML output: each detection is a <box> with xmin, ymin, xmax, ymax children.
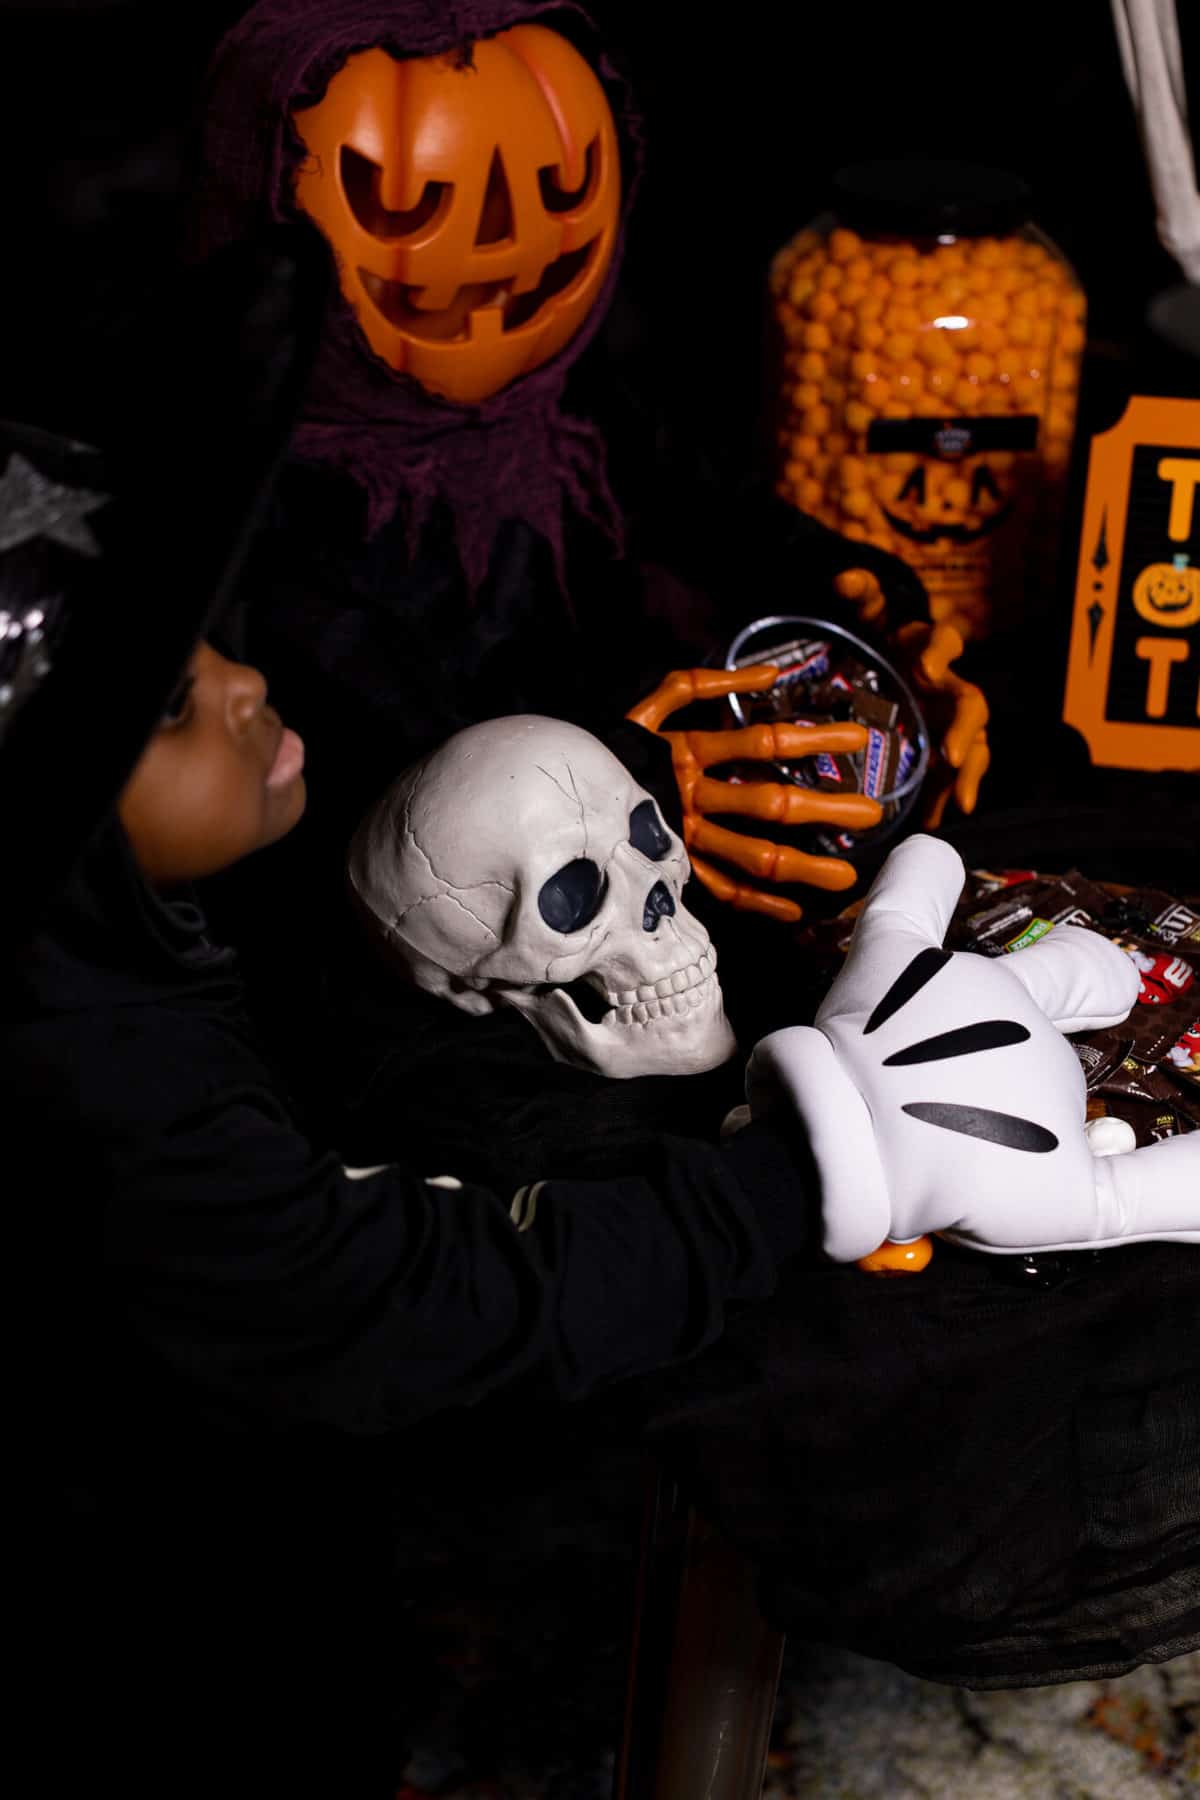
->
<box><xmin>348</xmin><ymin>715</ymin><xmax>737</xmax><ymax>1079</ymax></box>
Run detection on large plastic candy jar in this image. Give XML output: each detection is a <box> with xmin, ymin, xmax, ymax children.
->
<box><xmin>769</xmin><ymin>161</ymin><xmax>1086</xmax><ymax>643</ymax></box>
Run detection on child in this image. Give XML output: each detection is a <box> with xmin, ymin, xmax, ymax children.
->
<box><xmin>30</xmin><ymin>632</ymin><xmax>815</xmax><ymax>1426</ymax></box>
<box><xmin>3</xmin><ymin>472</ymin><xmax>818</xmax><ymax>1797</ymax></box>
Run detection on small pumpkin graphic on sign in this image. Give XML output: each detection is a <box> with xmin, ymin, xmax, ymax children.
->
<box><xmin>1132</xmin><ymin>554</ymin><xmax>1200</xmax><ymax>631</ymax></box>
<box><xmin>293</xmin><ymin>25</ymin><xmax>621</xmax><ymax>405</ymax></box>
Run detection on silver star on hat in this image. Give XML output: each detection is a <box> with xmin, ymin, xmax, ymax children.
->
<box><xmin>0</xmin><ymin>452</ymin><xmax>108</xmax><ymax>558</ymax></box>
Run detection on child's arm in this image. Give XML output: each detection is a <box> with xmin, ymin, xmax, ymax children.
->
<box><xmin>44</xmin><ymin>1014</ymin><xmax>815</xmax><ymax>1432</ymax></box>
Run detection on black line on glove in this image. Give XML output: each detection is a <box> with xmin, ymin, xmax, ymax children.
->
<box><xmin>883</xmin><ymin>1020</ymin><xmax>1030</xmax><ymax>1066</ymax></box>
<box><xmin>864</xmin><ymin>947</ymin><xmax>952</xmax><ymax>1034</ymax></box>
<box><xmin>902</xmin><ymin>1102</ymin><xmax>1058</xmax><ymax>1153</ymax></box>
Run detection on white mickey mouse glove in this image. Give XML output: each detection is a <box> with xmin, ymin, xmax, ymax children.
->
<box><xmin>747</xmin><ymin>835</ymin><xmax>1200</xmax><ymax>1261</ymax></box>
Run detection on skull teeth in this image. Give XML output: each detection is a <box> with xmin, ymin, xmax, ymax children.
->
<box><xmin>610</xmin><ymin>963</ymin><xmax>718</xmax><ymax>1027</ymax></box>
<box><xmin>608</xmin><ymin>949</ymin><xmax>716</xmax><ymax>1011</ymax></box>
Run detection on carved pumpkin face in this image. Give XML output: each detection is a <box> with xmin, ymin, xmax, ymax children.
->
<box><xmin>1132</xmin><ymin>559</ymin><xmax>1200</xmax><ymax>630</ymax></box>
<box><xmin>880</xmin><ymin>454</ymin><xmax>1014</xmax><ymax>547</ymax></box>
<box><xmin>292</xmin><ymin>25</ymin><xmax>621</xmax><ymax>405</ymax></box>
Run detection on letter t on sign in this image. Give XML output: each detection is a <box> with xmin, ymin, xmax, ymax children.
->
<box><xmin>1157</xmin><ymin>457</ymin><xmax>1200</xmax><ymax>542</ymax></box>
<box><xmin>1136</xmin><ymin>635</ymin><xmax>1190</xmax><ymax>716</ymax></box>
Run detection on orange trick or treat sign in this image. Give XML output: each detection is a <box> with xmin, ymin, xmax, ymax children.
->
<box><xmin>1063</xmin><ymin>396</ymin><xmax>1200</xmax><ymax>771</ymax></box>
<box><xmin>292</xmin><ymin>25</ymin><xmax>621</xmax><ymax>406</ymax></box>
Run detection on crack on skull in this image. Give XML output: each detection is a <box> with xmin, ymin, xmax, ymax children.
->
<box><xmin>661</xmin><ymin>913</ymin><xmax>688</xmax><ymax>952</ymax></box>
<box><xmin>393</xmin><ymin>889</ymin><xmax>502</xmax><ymax>941</ymax></box>
<box><xmin>567</xmin><ymin>762</ymin><xmax>588</xmax><ymax>859</ymax></box>
<box><xmin>398</xmin><ymin>795</ymin><xmax>512</xmax><ymax>942</ymax></box>
<box><xmin>535</xmin><ymin>760</ymin><xmax>589</xmax><ymax>858</ymax></box>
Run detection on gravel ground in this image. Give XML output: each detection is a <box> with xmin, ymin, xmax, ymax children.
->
<box><xmin>389</xmin><ymin>1493</ymin><xmax>1198</xmax><ymax>1800</ymax></box>
<box><xmin>396</xmin><ymin>1628</ymin><xmax>1199</xmax><ymax>1800</ymax></box>
<box><xmin>762</xmin><ymin>1645</ymin><xmax>1199</xmax><ymax>1800</ymax></box>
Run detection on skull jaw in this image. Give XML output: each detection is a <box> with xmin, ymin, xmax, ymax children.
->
<box><xmin>500</xmin><ymin>980</ymin><xmax>737</xmax><ymax>1079</ymax></box>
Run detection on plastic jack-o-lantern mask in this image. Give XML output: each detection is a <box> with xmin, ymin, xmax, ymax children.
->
<box><xmin>292</xmin><ymin>25</ymin><xmax>621</xmax><ymax>405</ymax></box>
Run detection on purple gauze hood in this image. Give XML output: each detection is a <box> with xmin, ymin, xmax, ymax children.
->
<box><xmin>192</xmin><ymin>0</ymin><xmax>644</xmax><ymax>591</ymax></box>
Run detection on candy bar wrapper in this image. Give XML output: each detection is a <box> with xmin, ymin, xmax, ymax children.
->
<box><xmin>727</xmin><ymin>644</ymin><xmax>903</xmax><ymax>818</ymax></box>
<box><xmin>859</xmin><ymin>725</ymin><xmax>901</xmax><ymax>804</ymax></box>
<box><xmin>958</xmin><ymin>871</ymin><xmax>1114</xmax><ymax>955</ymax></box>
<box><xmin>778</xmin><ymin>720</ymin><xmax>860</xmax><ymax>795</ymax></box>
<box><xmin>851</xmin><ymin>688</ymin><xmax>900</xmax><ymax>733</ymax></box>
<box><xmin>780</xmin><ymin>719</ymin><xmax>900</xmax><ymax>805</ymax></box>
<box><xmin>1086</xmin><ymin>1091</ymin><xmax>1196</xmax><ymax>1147</ymax></box>
<box><xmin>1096</xmin><ymin>938</ymin><xmax>1198</xmax><ymax>1064</ymax></box>
<box><xmin>715</xmin><ymin>757</ymin><xmax>860</xmax><ymax>866</ymax></box>
<box><xmin>795</xmin><ymin>865</ymin><xmax>1199</xmax><ymax>1131</ymax></box>
<box><xmin>1104</xmin><ymin>889</ymin><xmax>1200</xmax><ymax>952</ymax></box>
<box><xmin>1162</xmin><ymin>1017</ymin><xmax>1200</xmax><ymax>1087</ymax></box>
<box><xmin>806</xmin><ymin>656</ymin><xmax>889</xmax><ymax>719</ymax></box>
<box><xmin>1073</xmin><ymin>1035</ymin><xmax>1135</xmax><ymax>1092</ymax></box>
<box><xmin>949</xmin><ymin>867</ymin><xmax>1200</xmax><ymax>1132</ymax></box>
<box><xmin>1088</xmin><ymin>1054</ymin><xmax>1200</xmax><ymax>1131</ymax></box>
<box><xmin>803</xmin><ymin>735</ymin><xmax>905</xmax><ymax>857</ymax></box>
<box><xmin>1093</xmin><ymin>1054</ymin><xmax>1184</xmax><ymax>1109</ymax></box>
<box><xmin>960</xmin><ymin>867</ymin><xmax>1044</xmax><ymax>906</ymax></box>
<box><xmin>732</xmin><ymin>638</ymin><xmax>834</xmax><ymax>725</ymax></box>
<box><xmin>1073</xmin><ymin>999</ymin><xmax>1200</xmax><ymax>1129</ymax></box>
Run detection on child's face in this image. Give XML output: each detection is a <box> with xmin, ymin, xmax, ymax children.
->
<box><xmin>118</xmin><ymin>641</ymin><xmax>306</xmax><ymax>884</ymax></box>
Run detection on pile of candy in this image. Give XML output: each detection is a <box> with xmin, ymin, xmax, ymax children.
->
<box><xmin>727</xmin><ymin>629</ymin><xmax>923</xmax><ymax>858</ymax></box>
<box><xmin>953</xmin><ymin>869</ymin><xmax>1200</xmax><ymax>1144</ymax></box>
<box><xmin>796</xmin><ymin>865</ymin><xmax>1198</xmax><ymax>1144</ymax></box>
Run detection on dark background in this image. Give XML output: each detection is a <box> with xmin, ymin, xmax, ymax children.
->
<box><xmin>2</xmin><ymin>0</ymin><xmax>1197</xmax><ymax>879</ymax></box>
<box><xmin>3</xmin><ymin>14</ymin><xmax>1196</xmax><ymax>1780</ymax></box>
<box><xmin>2</xmin><ymin>0</ymin><xmax>1193</xmax><ymax>465</ymax></box>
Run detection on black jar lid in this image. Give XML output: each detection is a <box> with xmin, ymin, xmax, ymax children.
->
<box><xmin>831</xmin><ymin>159</ymin><xmax>1032</xmax><ymax>240</ymax></box>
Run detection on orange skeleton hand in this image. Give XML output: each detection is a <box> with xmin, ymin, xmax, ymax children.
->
<box><xmin>833</xmin><ymin>569</ymin><xmax>991</xmax><ymax>828</ymax></box>
<box><xmin>627</xmin><ymin>666</ymin><xmax>883</xmax><ymax>924</ymax></box>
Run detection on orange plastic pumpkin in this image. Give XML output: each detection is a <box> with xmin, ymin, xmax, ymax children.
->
<box><xmin>292</xmin><ymin>25</ymin><xmax>621</xmax><ymax>405</ymax></box>
<box><xmin>1132</xmin><ymin>557</ymin><xmax>1200</xmax><ymax>630</ymax></box>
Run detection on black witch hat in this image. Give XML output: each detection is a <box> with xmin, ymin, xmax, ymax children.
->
<box><xmin>0</xmin><ymin>228</ymin><xmax>326</xmax><ymax>953</ymax></box>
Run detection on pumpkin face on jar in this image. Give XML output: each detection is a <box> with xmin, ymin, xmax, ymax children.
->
<box><xmin>292</xmin><ymin>25</ymin><xmax>621</xmax><ymax>405</ymax></box>
<box><xmin>1132</xmin><ymin>559</ymin><xmax>1200</xmax><ymax>630</ymax></box>
<box><xmin>880</xmin><ymin>454</ymin><xmax>1014</xmax><ymax>548</ymax></box>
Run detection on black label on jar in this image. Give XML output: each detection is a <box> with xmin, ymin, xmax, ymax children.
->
<box><xmin>865</xmin><ymin>415</ymin><xmax>1040</xmax><ymax>457</ymax></box>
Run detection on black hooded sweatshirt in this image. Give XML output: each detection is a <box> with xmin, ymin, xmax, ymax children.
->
<box><xmin>1</xmin><ymin>815</ymin><xmax>819</xmax><ymax>1793</ymax></box>
<box><xmin>3</xmin><ymin>819</ymin><xmax>815</xmax><ymax>1452</ymax></box>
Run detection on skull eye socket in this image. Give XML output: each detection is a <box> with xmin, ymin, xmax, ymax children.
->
<box><xmin>538</xmin><ymin>858</ymin><xmax>607</xmax><ymax>933</ymax></box>
<box><xmin>629</xmin><ymin>799</ymin><xmax>672</xmax><ymax>861</ymax></box>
